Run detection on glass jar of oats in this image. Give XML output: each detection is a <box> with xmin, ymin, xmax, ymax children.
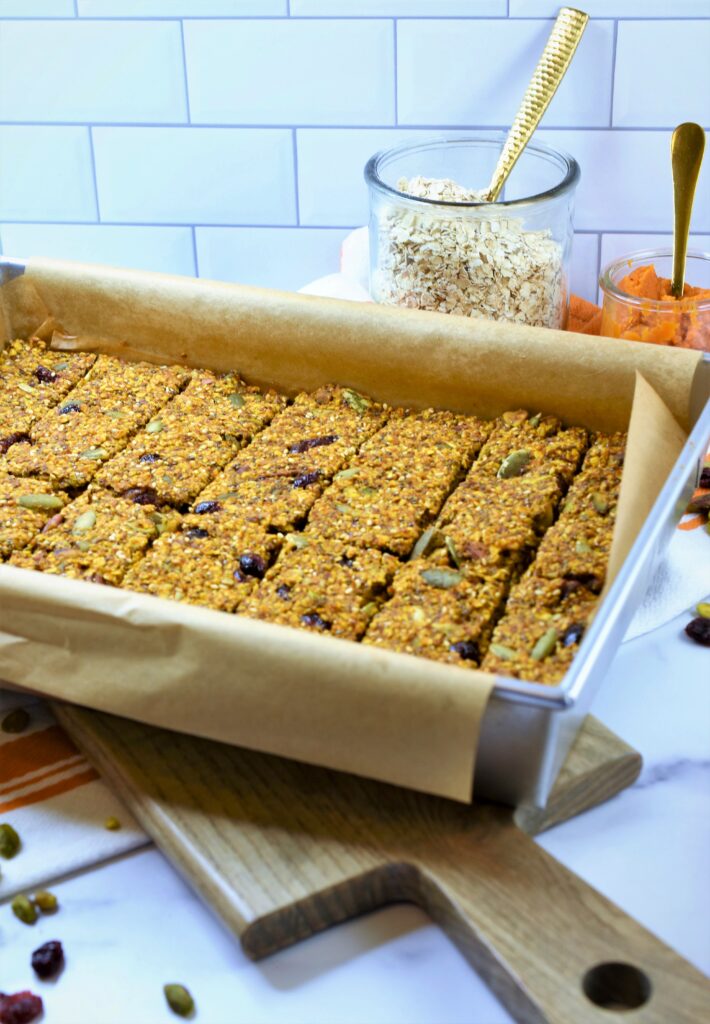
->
<box><xmin>365</xmin><ymin>134</ymin><xmax>579</xmax><ymax>330</ymax></box>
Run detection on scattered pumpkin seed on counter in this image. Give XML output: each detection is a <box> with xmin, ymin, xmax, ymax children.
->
<box><xmin>0</xmin><ymin>822</ymin><xmax>21</xmax><ymax>858</ymax></box>
<box><xmin>163</xmin><ymin>983</ymin><xmax>195</xmax><ymax>1018</ymax></box>
<box><xmin>1</xmin><ymin>708</ymin><xmax>30</xmax><ymax>734</ymax></box>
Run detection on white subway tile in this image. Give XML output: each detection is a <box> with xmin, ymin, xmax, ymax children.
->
<box><xmin>79</xmin><ymin>1</ymin><xmax>285</xmax><ymax>13</ymax></box>
<box><xmin>93</xmin><ymin>128</ymin><xmax>295</xmax><ymax>225</ymax></box>
<box><xmin>570</xmin><ymin>233</ymin><xmax>599</xmax><ymax>304</ymax></box>
<box><xmin>614</xmin><ymin>22</ymin><xmax>710</xmax><ymax>128</ymax></box>
<box><xmin>0</xmin><ymin>224</ymin><xmax>196</xmax><ymax>277</ymax></box>
<box><xmin>537</xmin><ymin>130</ymin><xmax>710</xmax><ymax>233</ymax></box>
<box><xmin>397</xmin><ymin>19</ymin><xmax>613</xmax><ymax>127</ymax></box>
<box><xmin>511</xmin><ymin>1</ymin><xmax>709</xmax><ymax>13</ymax></box>
<box><xmin>292</xmin><ymin>1</ymin><xmax>503</xmax><ymax>13</ymax></box>
<box><xmin>0</xmin><ymin>21</ymin><xmax>187</xmax><ymax>124</ymax></box>
<box><xmin>184</xmin><ymin>19</ymin><xmax>394</xmax><ymax>126</ymax></box>
<box><xmin>600</xmin><ymin>233</ymin><xmax>710</xmax><ymax>269</ymax></box>
<box><xmin>0</xmin><ymin>127</ymin><xmax>96</xmax><ymax>222</ymax></box>
<box><xmin>195</xmin><ymin>227</ymin><xmax>349</xmax><ymax>291</ymax></box>
<box><xmin>0</xmin><ymin>1</ymin><xmax>73</xmax><ymax>13</ymax></box>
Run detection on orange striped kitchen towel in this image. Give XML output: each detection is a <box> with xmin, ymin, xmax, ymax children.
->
<box><xmin>0</xmin><ymin>691</ymin><xmax>147</xmax><ymax>899</ymax></box>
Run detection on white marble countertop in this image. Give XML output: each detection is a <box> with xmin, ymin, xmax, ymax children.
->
<box><xmin>1</xmin><ymin>607</ymin><xmax>708</xmax><ymax>1024</ymax></box>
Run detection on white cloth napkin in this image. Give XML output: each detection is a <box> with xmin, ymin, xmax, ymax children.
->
<box><xmin>301</xmin><ymin>226</ymin><xmax>710</xmax><ymax>641</ymax></box>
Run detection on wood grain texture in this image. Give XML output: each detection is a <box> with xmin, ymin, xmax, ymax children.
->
<box><xmin>55</xmin><ymin>705</ymin><xmax>709</xmax><ymax>1024</ymax></box>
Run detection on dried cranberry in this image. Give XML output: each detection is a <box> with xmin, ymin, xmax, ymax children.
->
<box><xmin>123</xmin><ymin>486</ymin><xmax>159</xmax><ymax>506</ymax></box>
<box><xmin>0</xmin><ymin>432</ymin><xmax>30</xmax><ymax>455</ymax></box>
<box><xmin>562</xmin><ymin>623</ymin><xmax>585</xmax><ymax>647</ymax></box>
<box><xmin>339</xmin><ymin>554</ymin><xmax>355</xmax><ymax>568</ymax></box>
<box><xmin>689</xmin><ymin>493</ymin><xmax>710</xmax><ymax>513</ymax></box>
<box><xmin>186</xmin><ymin>527</ymin><xmax>208</xmax><ymax>539</ymax></box>
<box><xmin>138</xmin><ymin>452</ymin><xmax>161</xmax><ymax>464</ymax></box>
<box><xmin>276</xmin><ymin>584</ymin><xmax>291</xmax><ymax>600</ymax></box>
<box><xmin>34</xmin><ymin>365</ymin><xmax>57</xmax><ymax>384</ymax></box>
<box><xmin>58</xmin><ymin>401</ymin><xmax>81</xmax><ymax>414</ymax></box>
<box><xmin>292</xmin><ymin>471</ymin><xmax>320</xmax><ymax>489</ymax></box>
<box><xmin>462</xmin><ymin>540</ymin><xmax>489</xmax><ymax>561</ymax></box>
<box><xmin>450</xmin><ymin>640</ymin><xmax>480</xmax><ymax>662</ymax></box>
<box><xmin>301</xmin><ymin>612</ymin><xmax>330</xmax><ymax>630</ymax></box>
<box><xmin>685</xmin><ymin>617</ymin><xmax>710</xmax><ymax>647</ymax></box>
<box><xmin>0</xmin><ymin>991</ymin><xmax>43</xmax><ymax>1024</ymax></box>
<box><xmin>238</xmin><ymin>552</ymin><xmax>267</xmax><ymax>579</ymax></box>
<box><xmin>700</xmin><ymin>467</ymin><xmax>710</xmax><ymax>489</ymax></box>
<box><xmin>562</xmin><ymin>572</ymin><xmax>602</xmax><ymax>594</ymax></box>
<box><xmin>31</xmin><ymin>940</ymin><xmax>64</xmax><ymax>980</ymax></box>
<box><xmin>194</xmin><ymin>500</ymin><xmax>221</xmax><ymax>515</ymax></box>
<box><xmin>289</xmin><ymin>434</ymin><xmax>338</xmax><ymax>454</ymax></box>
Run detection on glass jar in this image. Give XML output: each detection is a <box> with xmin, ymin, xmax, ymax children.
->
<box><xmin>364</xmin><ymin>133</ymin><xmax>579</xmax><ymax>329</ymax></box>
<box><xmin>599</xmin><ymin>248</ymin><xmax>710</xmax><ymax>351</ymax></box>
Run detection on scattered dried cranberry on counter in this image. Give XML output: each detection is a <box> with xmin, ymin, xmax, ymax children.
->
<box><xmin>301</xmin><ymin>612</ymin><xmax>330</xmax><ymax>630</ymax></box>
<box><xmin>0</xmin><ymin>991</ymin><xmax>43</xmax><ymax>1024</ymax></box>
<box><xmin>238</xmin><ymin>552</ymin><xmax>266</xmax><ymax>579</ymax></box>
<box><xmin>34</xmin><ymin>366</ymin><xmax>57</xmax><ymax>384</ymax></box>
<box><xmin>31</xmin><ymin>940</ymin><xmax>64</xmax><ymax>980</ymax></box>
<box><xmin>292</xmin><ymin>472</ymin><xmax>320</xmax><ymax>489</ymax></box>
<box><xmin>0</xmin><ymin>432</ymin><xmax>30</xmax><ymax>455</ymax></box>
<box><xmin>288</xmin><ymin>434</ymin><xmax>338</xmax><ymax>454</ymax></box>
<box><xmin>450</xmin><ymin>640</ymin><xmax>479</xmax><ymax>662</ymax></box>
<box><xmin>194</xmin><ymin>500</ymin><xmax>221</xmax><ymax>514</ymax></box>
<box><xmin>685</xmin><ymin>617</ymin><xmax>710</xmax><ymax>647</ymax></box>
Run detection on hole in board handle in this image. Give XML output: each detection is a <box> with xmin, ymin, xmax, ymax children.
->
<box><xmin>582</xmin><ymin>961</ymin><xmax>652</xmax><ymax>1012</ymax></box>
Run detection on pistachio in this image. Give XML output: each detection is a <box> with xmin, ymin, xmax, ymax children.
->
<box><xmin>228</xmin><ymin>392</ymin><xmax>245</xmax><ymax>409</ymax></box>
<box><xmin>11</xmin><ymin>894</ymin><xmax>37</xmax><ymax>925</ymax></box>
<box><xmin>1</xmin><ymin>708</ymin><xmax>30</xmax><ymax>734</ymax></box>
<box><xmin>146</xmin><ymin>419</ymin><xmax>164</xmax><ymax>434</ymax></box>
<box><xmin>489</xmin><ymin>643</ymin><xmax>517</xmax><ymax>661</ymax></box>
<box><xmin>575</xmin><ymin>540</ymin><xmax>592</xmax><ymax>554</ymax></box>
<box><xmin>342</xmin><ymin>388</ymin><xmax>371</xmax><ymax>414</ymax></box>
<box><xmin>0</xmin><ymin>822</ymin><xmax>21</xmax><ymax>858</ymax></box>
<box><xmin>410</xmin><ymin>526</ymin><xmax>443</xmax><ymax>560</ymax></box>
<box><xmin>33</xmin><ymin>890</ymin><xmax>58</xmax><ymax>914</ymax></box>
<box><xmin>497</xmin><ymin>449</ymin><xmax>531</xmax><ymax>479</ymax></box>
<box><xmin>531</xmin><ymin>627</ymin><xmax>559</xmax><ymax>661</ymax></box>
<box><xmin>18</xmin><ymin>382</ymin><xmax>36</xmax><ymax>395</ymax></box>
<box><xmin>72</xmin><ymin>509</ymin><xmax>97</xmax><ymax>533</ymax></box>
<box><xmin>335</xmin><ymin>467</ymin><xmax>359</xmax><ymax>480</ymax></box>
<box><xmin>420</xmin><ymin>567</ymin><xmax>462</xmax><ymax>589</ymax></box>
<box><xmin>104</xmin><ymin>816</ymin><xmax>121</xmax><ymax>831</ymax></box>
<box><xmin>79</xmin><ymin>446</ymin><xmax>108</xmax><ymax>460</ymax></box>
<box><xmin>163</xmin><ymin>984</ymin><xmax>195</xmax><ymax>1018</ymax></box>
<box><xmin>17</xmin><ymin>493</ymin><xmax>63</xmax><ymax>511</ymax></box>
<box><xmin>591</xmin><ymin>492</ymin><xmax>609</xmax><ymax>515</ymax></box>
<box><xmin>696</xmin><ymin>602</ymin><xmax>710</xmax><ymax>619</ymax></box>
<box><xmin>445</xmin><ymin>535</ymin><xmax>461</xmax><ymax>569</ymax></box>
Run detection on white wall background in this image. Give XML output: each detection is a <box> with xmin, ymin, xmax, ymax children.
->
<box><xmin>0</xmin><ymin>2</ymin><xmax>708</xmax><ymax>301</ymax></box>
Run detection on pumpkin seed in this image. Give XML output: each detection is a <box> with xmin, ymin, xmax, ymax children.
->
<box><xmin>529</xmin><ymin>412</ymin><xmax>542</xmax><ymax>427</ymax></box>
<box><xmin>1</xmin><ymin>708</ymin><xmax>30</xmax><ymax>734</ymax></box>
<box><xmin>489</xmin><ymin>643</ymin><xmax>517</xmax><ymax>661</ymax></box>
<box><xmin>592</xmin><ymin>492</ymin><xmax>609</xmax><ymax>515</ymax></box>
<box><xmin>33</xmin><ymin>890</ymin><xmax>58</xmax><ymax>914</ymax></box>
<box><xmin>17</xmin><ymin>493</ymin><xmax>63</xmax><ymax>511</ymax></box>
<box><xmin>228</xmin><ymin>392</ymin><xmax>245</xmax><ymax>409</ymax></box>
<box><xmin>146</xmin><ymin>419</ymin><xmax>164</xmax><ymax>434</ymax></box>
<box><xmin>410</xmin><ymin>526</ymin><xmax>443</xmax><ymax>560</ymax></box>
<box><xmin>106</xmin><ymin>409</ymin><xmax>128</xmax><ymax>419</ymax></box>
<box><xmin>696</xmin><ymin>602</ymin><xmax>710</xmax><ymax>619</ymax></box>
<box><xmin>335</xmin><ymin>502</ymin><xmax>354</xmax><ymax>515</ymax></box>
<box><xmin>575</xmin><ymin>540</ymin><xmax>592</xmax><ymax>554</ymax></box>
<box><xmin>74</xmin><ymin>539</ymin><xmax>90</xmax><ymax>552</ymax></box>
<box><xmin>11</xmin><ymin>894</ymin><xmax>37</xmax><ymax>925</ymax></box>
<box><xmin>286</xmin><ymin>533</ymin><xmax>309</xmax><ymax>549</ymax></box>
<box><xmin>335</xmin><ymin>467</ymin><xmax>359</xmax><ymax>480</ymax></box>
<box><xmin>421</xmin><ymin>567</ymin><xmax>462</xmax><ymax>589</ymax></box>
<box><xmin>531</xmin><ymin>627</ymin><xmax>559</xmax><ymax>661</ymax></box>
<box><xmin>445</xmin><ymin>536</ymin><xmax>461</xmax><ymax>569</ymax></box>
<box><xmin>163</xmin><ymin>984</ymin><xmax>195</xmax><ymax>1018</ymax></box>
<box><xmin>361</xmin><ymin>602</ymin><xmax>378</xmax><ymax>617</ymax></box>
<box><xmin>342</xmin><ymin>388</ymin><xmax>371</xmax><ymax>414</ymax></box>
<box><xmin>149</xmin><ymin>512</ymin><xmax>171</xmax><ymax>535</ymax></box>
<box><xmin>361</xmin><ymin>486</ymin><xmax>378</xmax><ymax>497</ymax></box>
<box><xmin>0</xmin><ymin>822</ymin><xmax>21</xmax><ymax>858</ymax></box>
<box><xmin>497</xmin><ymin>449</ymin><xmax>531</xmax><ymax>479</ymax></box>
<box><xmin>18</xmin><ymin>382</ymin><xmax>36</xmax><ymax>395</ymax></box>
<box><xmin>73</xmin><ymin>510</ymin><xmax>96</xmax><ymax>533</ymax></box>
<box><xmin>53</xmin><ymin>361</ymin><xmax>69</xmax><ymax>371</ymax></box>
<box><xmin>79</xmin><ymin>446</ymin><xmax>108</xmax><ymax>460</ymax></box>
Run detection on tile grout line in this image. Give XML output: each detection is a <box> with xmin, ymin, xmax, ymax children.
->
<box><xmin>191</xmin><ymin>225</ymin><xmax>199</xmax><ymax>277</ymax></box>
<box><xmin>608</xmin><ymin>18</ymin><xmax>619</xmax><ymax>128</ymax></box>
<box><xmin>3</xmin><ymin>222</ymin><xmax>707</xmax><ymax>234</ymax></box>
<box><xmin>292</xmin><ymin>129</ymin><xmax>301</xmax><ymax>226</ymax></box>
<box><xmin>178</xmin><ymin>19</ymin><xmax>192</xmax><ymax>125</ymax></box>
<box><xmin>393</xmin><ymin>19</ymin><xmax>399</xmax><ymax>127</ymax></box>
<box><xmin>87</xmin><ymin>127</ymin><xmax>101</xmax><ymax>223</ymax></box>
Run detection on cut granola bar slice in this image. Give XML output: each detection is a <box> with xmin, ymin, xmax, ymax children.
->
<box><xmin>0</xmin><ymin>473</ymin><xmax>69</xmax><ymax>560</ymax></box>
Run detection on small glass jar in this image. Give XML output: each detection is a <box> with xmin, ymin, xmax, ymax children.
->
<box><xmin>364</xmin><ymin>133</ymin><xmax>579</xmax><ymax>329</ymax></box>
<box><xmin>599</xmin><ymin>248</ymin><xmax>710</xmax><ymax>352</ymax></box>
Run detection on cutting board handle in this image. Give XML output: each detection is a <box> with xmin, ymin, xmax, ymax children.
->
<box><xmin>406</xmin><ymin>807</ymin><xmax>709</xmax><ymax>1024</ymax></box>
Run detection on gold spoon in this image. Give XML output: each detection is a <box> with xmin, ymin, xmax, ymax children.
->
<box><xmin>670</xmin><ymin>122</ymin><xmax>705</xmax><ymax>298</ymax></box>
<box><xmin>482</xmin><ymin>7</ymin><xmax>589</xmax><ymax>203</ymax></box>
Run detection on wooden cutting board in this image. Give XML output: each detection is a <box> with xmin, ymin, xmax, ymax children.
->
<box><xmin>54</xmin><ymin>705</ymin><xmax>710</xmax><ymax>1024</ymax></box>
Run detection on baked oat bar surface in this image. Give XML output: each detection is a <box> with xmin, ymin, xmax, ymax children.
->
<box><xmin>240</xmin><ymin>534</ymin><xmax>399</xmax><ymax>641</ymax></box>
<box><xmin>0</xmin><ymin>473</ymin><xmax>69</xmax><ymax>560</ymax></box>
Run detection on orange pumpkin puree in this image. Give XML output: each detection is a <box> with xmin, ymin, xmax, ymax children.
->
<box><xmin>601</xmin><ymin>263</ymin><xmax>710</xmax><ymax>350</ymax></box>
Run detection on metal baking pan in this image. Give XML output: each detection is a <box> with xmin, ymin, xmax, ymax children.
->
<box><xmin>1</xmin><ymin>255</ymin><xmax>708</xmax><ymax>811</ymax></box>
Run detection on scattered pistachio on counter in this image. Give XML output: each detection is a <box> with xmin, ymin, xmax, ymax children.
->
<box><xmin>164</xmin><ymin>983</ymin><xmax>195</xmax><ymax>1018</ymax></box>
<box><xmin>11</xmin><ymin>894</ymin><xmax>38</xmax><ymax>926</ymax></box>
<box><xmin>33</xmin><ymin>890</ymin><xmax>59</xmax><ymax>914</ymax></box>
<box><xmin>0</xmin><ymin>822</ymin><xmax>21</xmax><ymax>859</ymax></box>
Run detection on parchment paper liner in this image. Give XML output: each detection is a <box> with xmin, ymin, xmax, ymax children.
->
<box><xmin>0</xmin><ymin>260</ymin><xmax>701</xmax><ymax>801</ymax></box>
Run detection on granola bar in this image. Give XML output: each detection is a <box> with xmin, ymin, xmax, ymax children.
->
<box><xmin>12</xmin><ymin>487</ymin><xmax>179</xmax><ymax>585</ymax></box>
<box><xmin>122</xmin><ymin>522</ymin><xmax>281</xmax><ymax>613</ymax></box>
<box><xmin>0</xmin><ymin>473</ymin><xmax>69</xmax><ymax>560</ymax></box>
<box><xmin>472</xmin><ymin>410</ymin><xmax>588</xmax><ymax>487</ymax></box>
<box><xmin>95</xmin><ymin>370</ymin><xmax>285</xmax><ymax>507</ymax></box>
<box><xmin>240</xmin><ymin>534</ymin><xmax>399</xmax><ymax>641</ymax></box>
<box><xmin>5</xmin><ymin>355</ymin><xmax>190</xmax><ymax>488</ymax></box>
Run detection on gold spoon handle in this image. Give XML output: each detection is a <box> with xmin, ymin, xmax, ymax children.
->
<box><xmin>671</xmin><ymin>122</ymin><xmax>705</xmax><ymax>298</ymax></box>
<box><xmin>484</xmin><ymin>7</ymin><xmax>589</xmax><ymax>202</ymax></box>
